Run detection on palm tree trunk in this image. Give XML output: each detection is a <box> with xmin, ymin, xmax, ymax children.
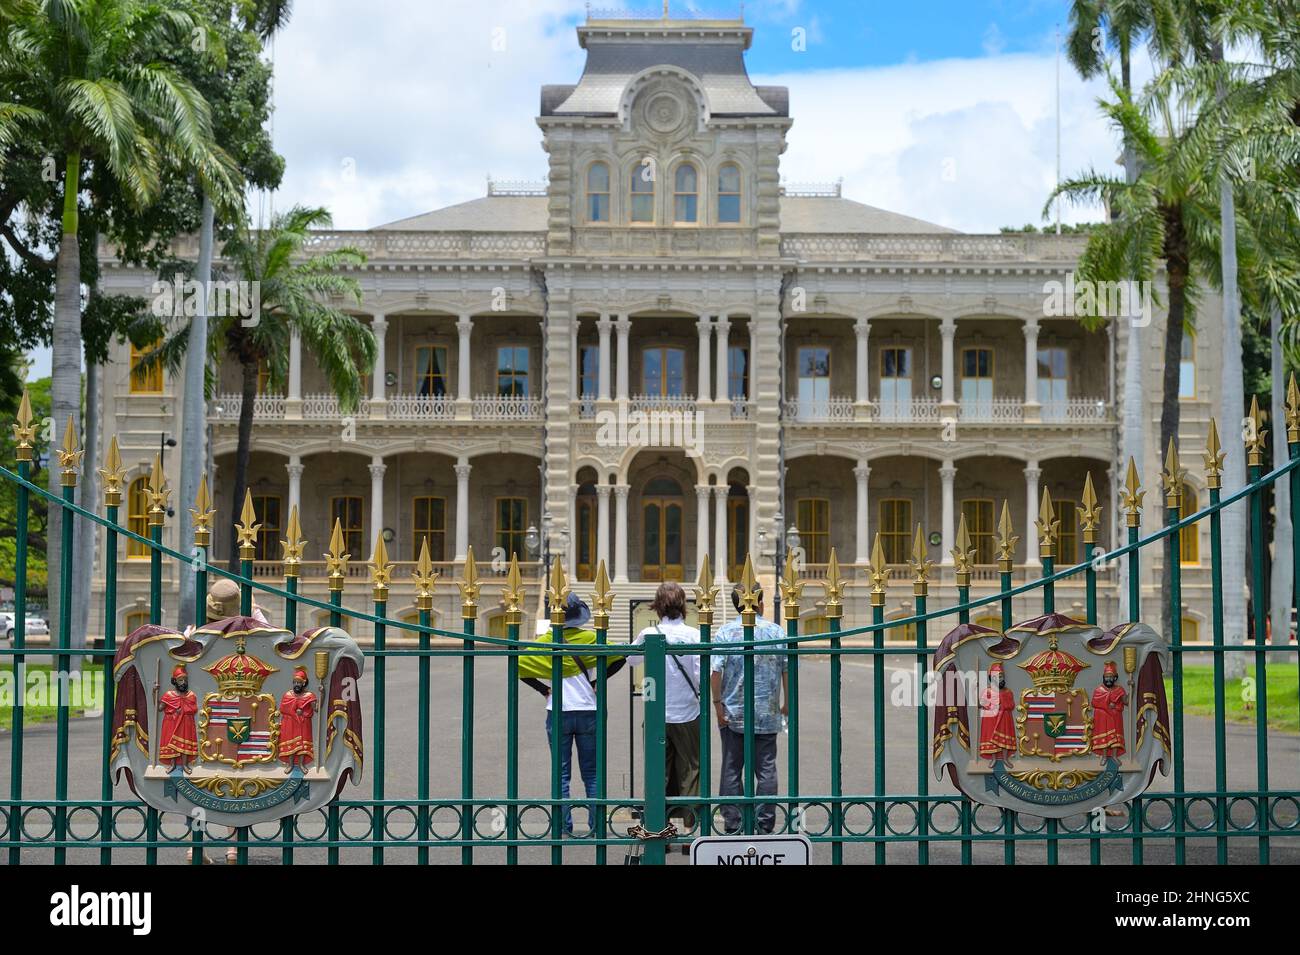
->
<box><xmin>1270</xmin><ymin>302</ymin><xmax>1291</xmax><ymax>649</ymax></box>
<box><xmin>47</xmin><ymin>150</ymin><xmax>82</xmax><ymax>644</ymax></box>
<box><xmin>179</xmin><ymin>194</ymin><xmax>214</xmax><ymax>621</ymax></box>
<box><xmin>1118</xmin><ymin>42</ymin><xmax>1144</xmax><ymax>621</ymax></box>
<box><xmin>227</xmin><ymin>356</ymin><xmax>258</xmax><ymax>572</ymax></box>
<box><xmin>1159</xmin><ymin>233</ymin><xmax>1189</xmax><ymax>637</ymax></box>
<box><xmin>71</xmin><ymin>356</ymin><xmax>97</xmax><ymax>663</ymax></box>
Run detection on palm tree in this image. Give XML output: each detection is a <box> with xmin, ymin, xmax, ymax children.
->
<box><xmin>1</xmin><ymin>0</ymin><xmax>238</xmax><ymax>637</ymax></box>
<box><xmin>152</xmin><ymin>206</ymin><xmax>376</xmax><ymax>570</ymax></box>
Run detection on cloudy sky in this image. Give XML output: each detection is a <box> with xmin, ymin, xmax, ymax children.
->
<box><xmin>29</xmin><ymin>0</ymin><xmax>1141</xmax><ymax>377</ymax></box>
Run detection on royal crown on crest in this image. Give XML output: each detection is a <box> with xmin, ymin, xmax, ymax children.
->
<box><xmin>1018</xmin><ymin>637</ymin><xmax>1088</xmax><ymax>693</ymax></box>
<box><xmin>203</xmin><ymin>642</ymin><xmax>277</xmax><ymax>697</ymax></box>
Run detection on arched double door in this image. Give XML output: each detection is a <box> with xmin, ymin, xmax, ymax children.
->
<box><xmin>641</xmin><ymin>476</ymin><xmax>684</xmax><ymax>581</ymax></box>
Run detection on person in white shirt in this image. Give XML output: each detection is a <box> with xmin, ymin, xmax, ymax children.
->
<box><xmin>627</xmin><ymin>582</ymin><xmax>701</xmax><ymax>831</ymax></box>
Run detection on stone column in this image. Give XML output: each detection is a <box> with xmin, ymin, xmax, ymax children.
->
<box><xmin>596</xmin><ymin>483</ymin><xmax>611</xmax><ymax>574</ymax></box>
<box><xmin>456</xmin><ymin>315</ymin><xmax>473</xmax><ymax>418</ymax></box>
<box><xmin>696</xmin><ymin>319</ymin><xmax>712</xmax><ymax>403</ymax></box>
<box><xmin>714</xmin><ymin>316</ymin><xmax>731</xmax><ymax>403</ymax></box>
<box><xmin>368</xmin><ymin>457</ymin><xmax>386</xmax><ymax>553</ymax></box>
<box><xmin>370</xmin><ymin>315</ymin><xmax>387</xmax><ymax>419</ymax></box>
<box><xmin>286</xmin><ymin>330</ymin><xmax>303</xmax><ymax>419</ymax></box>
<box><xmin>285</xmin><ymin>455</ymin><xmax>303</xmax><ymax>518</ymax></box>
<box><xmin>597</xmin><ymin>315</ymin><xmax>613</xmax><ymax>402</ymax></box>
<box><xmin>940</xmin><ymin>460</ymin><xmax>956</xmax><ymax>565</ymax></box>
<box><xmin>854</xmin><ymin>463</ymin><xmax>870</xmax><ymax>564</ymax></box>
<box><xmin>615</xmin><ymin>318</ymin><xmax>631</xmax><ymax>402</ymax></box>
<box><xmin>570</xmin><ymin>320</ymin><xmax>580</xmax><ymax>401</ymax></box>
<box><xmin>454</xmin><ymin>459</ymin><xmax>471</xmax><ymax>561</ymax></box>
<box><xmin>1024</xmin><ymin>461</ymin><xmax>1042</xmax><ymax>569</ymax></box>
<box><xmin>695</xmin><ymin>485</ymin><xmax>712</xmax><ymax>577</ymax></box>
<box><xmin>1023</xmin><ymin>318</ymin><xmax>1041</xmax><ymax>421</ymax></box>
<box><xmin>939</xmin><ymin>317</ymin><xmax>956</xmax><ymax>409</ymax></box>
<box><xmin>613</xmin><ymin>484</ymin><xmax>630</xmax><ymax>582</ymax></box>
<box><xmin>854</xmin><ymin>318</ymin><xmax>870</xmax><ymax>405</ymax></box>
<box><xmin>713</xmin><ymin>484</ymin><xmax>728</xmax><ymax>585</ymax></box>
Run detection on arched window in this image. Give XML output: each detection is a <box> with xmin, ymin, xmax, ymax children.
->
<box><xmin>718</xmin><ymin>163</ymin><xmax>741</xmax><ymax>223</ymax></box>
<box><xmin>127</xmin><ymin>477</ymin><xmax>150</xmax><ymax>558</ymax></box>
<box><xmin>630</xmin><ymin>159</ymin><xmax>655</xmax><ymax>223</ymax></box>
<box><xmin>673</xmin><ymin>163</ymin><xmax>698</xmax><ymax>223</ymax></box>
<box><xmin>586</xmin><ymin>162</ymin><xmax>610</xmax><ymax>222</ymax></box>
<box><xmin>1179</xmin><ymin>484</ymin><xmax>1199</xmax><ymax>564</ymax></box>
<box><xmin>1179</xmin><ymin>333</ymin><xmax>1196</xmax><ymax>399</ymax></box>
<box><xmin>130</xmin><ymin>341</ymin><xmax>162</xmax><ymax>394</ymax></box>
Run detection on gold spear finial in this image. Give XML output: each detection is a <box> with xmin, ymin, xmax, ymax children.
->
<box><xmin>13</xmin><ymin>390</ymin><xmax>35</xmax><ymax>463</ymax></box>
<box><xmin>1036</xmin><ymin>487</ymin><xmax>1059</xmax><ymax>559</ymax></box>
<box><xmin>1120</xmin><ymin>457</ymin><xmax>1144</xmax><ymax>528</ymax></box>
<box><xmin>58</xmin><ymin>417</ymin><xmax>83</xmax><ymax>487</ymax></box>
<box><xmin>503</xmin><ymin>554</ymin><xmax>527</xmax><ymax>627</ymax></box>
<box><xmin>99</xmin><ymin>435</ymin><xmax>127</xmax><ymax>507</ymax></box>
<box><xmin>779</xmin><ymin>549</ymin><xmax>804</xmax><ymax>621</ymax></box>
<box><xmin>868</xmin><ymin>533</ymin><xmax>890</xmax><ymax>607</ymax></box>
<box><xmin>146</xmin><ymin>454</ymin><xmax>169</xmax><ymax>525</ymax></box>
<box><xmin>693</xmin><ymin>555</ymin><xmax>718</xmax><ymax>627</ymax></box>
<box><xmin>593</xmin><ymin>559</ymin><xmax>616</xmax><ymax>630</ymax></box>
<box><xmin>235</xmin><ymin>488</ymin><xmax>259</xmax><ymax>558</ymax></box>
<box><xmin>1079</xmin><ymin>472</ymin><xmax>1102</xmax><ymax>547</ymax></box>
<box><xmin>737</xmin><ymin>554</ymin><xmax>760</xmax><ymax>626</ymax></box>
<box><xmin>1246</xmin><ymin>394</ymin><xmax>1267</xmax><ymax>467</ymax></box>
<box><xmin>281</xmin><ymin>505</ymin><xmax>305</xmax><ymax>577</ymax></box>
<box><xmin>190</xmin><ymin>473</ymin><xmax>215</xmax><ymax>548</ymax></box>
<box><xmin>908</xmin><ymin>524</ymin><xmax>933</xmax><ymax>596</ymax></box>
<box><xmin>1162</xmin><ymin>436</ymin><xmax>1185</xmax><ymax>509</ymax></box>
<box><xmin>370</xmin><ymin>532</ymin><xmax>393</xmax><ymax>602</ymax></box>
<box><xmin>1286</xmin><ymin>374</ymin><xmax>1300</xmax><ymax>446</ymax></box>
<box><xmin>822</xmin><ymin>548</ymin><xmax>845</xmax><ymax>620</ymax></box>
<box><xmin>458</xmin><ymin>546</ymin><xmax>481</xmax><ymax>621</ymax></box>
<box><xmin>1203</xmin><ymin>418</ymin><xmax>1225</xmax><ymax>490</ymax></box>
<box><xmin>995</xmin><ymin>500</ymin><xmax>1018</xmax><ymax>572</ymax></box>
<box><xmin>548</xmin><ymin>555</ymin><xmax>571</xmax><ymax>626</ymax></box>
<box><xmin>951</xmin><ymin>512</ymin><xmax>975</xmax><ymax>588</ymax></box>
<box><xmin>413</xmin><ymin>537</ymin><xmax>438</xmax><ymax>611</ymax></box>
<box><xmin>324</xmin><ymin>517</ymin><xmax>349</xmax><ymax>591</ymax></box>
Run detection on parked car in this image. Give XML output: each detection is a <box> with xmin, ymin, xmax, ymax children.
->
<box><xmin>1</xmin><ymin>611</ymin><xmax>49</xmax><ymax>643</ymax></box>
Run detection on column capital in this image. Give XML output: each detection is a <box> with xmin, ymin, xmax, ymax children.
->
<box><xmin>371</xmin><ymin>314</ymin><xmax>387</xmax><ymax>331</ymax></box>
<box><xmin>715</xmin><ymin>315</ymin><xmax>731</xmax><ymax>331</ymax></box>
<box><xmin>613</xmin><ymin>484</ymin><xmax>631</xmax><ymax>499</ymax></box>
<box><xmin>368</xmin><ymin>461</ymin><xmax>387</xmax><ymax>479</ymax></box>
<box><xmin>853</xmin><ymin>464</ymin><xmax>871</xmax><ymax>481</ymax></box>
<box><xmin>285</xmin><ymin>461</ymin><xmax>304</xmax><ymax>480</ymax></box>
<box><xmin>595</xmin><ymin>483</ymin><xmax>612</xmax><ymax>499</ymax></box>
<box><xmin>456</xmin><ymin>316</ymin><xmax>473</xmax><ymax>334</ymax></box>
<box><xmin>697</xmin><ymin>319</ymin><xmax>713</xmax><ymax>336</ymax></box>
<box><xmin>854</xmin><ymin>317</ymin><xmax>870</xmax><ymax>336</ymax></box>
<box><xmin>711</xmin><ymin>483</ymin><xmax>729</xmax><ymax>499</ymax></box>
<box><xmin>939</xmin><ymin>464</ymin><xmax>957</xmax><ymax>482</ymax></box>
<box><xmin>940</xmin><ymin>316</ymin><xmax>957</xmax><ymax>336</ymax></box>
<box><xmin>454</xmin><ymin>462</ymin><xmax>472</xmax><ymax>480</ymax></box>
<box><xmin>615</xmin><ymin>318</ymin><xmax>632</xmax><ymax>334</ymax></box>
<box><xmin>695</xmin><ymin>484</ymin><xmax>712</xmax><ymax>499</ymax></box>
<box><xmin>1022</xmin><ymin>318</ymin><xmax>1041</xmax><ymax>337</ymax></box>
<box><xmin>1023</xmin><ymin>464</ymin><xmax>1042</xmax><ymax>480</ymax></box>
<box><xmin>596</xmin><ymin>315</ymin><xmax>613</xmax><ymax>332</ymax></box>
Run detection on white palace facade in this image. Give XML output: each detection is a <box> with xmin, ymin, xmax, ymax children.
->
<box><xmin>94</xmin><ymin>14</ymin><xmax>1224</xmax><ymax>641</ymax></box>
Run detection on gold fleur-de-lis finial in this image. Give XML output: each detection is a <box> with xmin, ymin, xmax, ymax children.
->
<box><xmin>738</xmin><ymin>554</ymin><xmax>759</xmax><ymax>626</ymax></box>
<box><xmin>548</xmin><ymin>555</ymin><xmax>571</xmax><ymax>626</ymax></box>
<box><xmin>1162</xmin><ymin>437</ymin><xmax>1185</xmax><ymax>509</ymax></box>
<box><xmin>593</xmin><ymin>560</ymin><xmax>616</xmax><ymax>630</ymax></box>
<box><xmin>1204</xmin><ymin>418</ymin><xmax>1226</xmax><ymax>490</ymax></box>
<box><xmin>1079</xmin><ymin>472</ymin><xmax>1102</xmax><ymax>547</ymax></box>
<box><xmin>13</xmin><ymin>390</ymin><xmax>35</xmax><ymax>463</ymax></box>
<box><xmin>822</xmin><ymin>548</ymin><xmax>845</xmax><ymax>620</ymax></box>
<box><xmin>370</xmin><ymin>532</ymin><xmax>393</xmax><ymax>602</ymax></box>
<box><xmin>503</xmin><ymin>554</ymin><xmax>527</xmax><ymax>627</ymax></box>
<box><xmin>235</xmin><ymin>489</ymin><xmax>259</xmax><ymax>558</ymax></box>
<box><xmin>693</xmin><ymin>555</ymin><xmax>717</xmax><ymax>627</ymax></box>
<box><xmin>413</xmin><ymin>538</ymin><xmax>438</xmax><ymax>611</ymax></box>
<box><xmin>146</xmin><ymin>454</ymin><xmax>169</xmax><ymax>525</ymax></box>
<box><xmin>324</xmin><ymin>517</ymin><xmax>349</xmax><ymax>591</ymax></box>
<box><xmin>908</xmin><ymin>525</ymin><xmax>933</xmax><ymax>596</ymax></box>
<box><xmin>458</xmin><ymin>546</ymin><xmax>481</xmax><ymax>621</ymax></box>
<box><xmin>1246</xmin><ymin>394</ymin><xmax>1267</xmax><ymax>467</ymax></box>
<box><xmin>1286</xmin><ymin>375</ymin><xmax>1300</xmax><ymax>446</ymax></box>
<box><xmin>868</xmin><ymin>533</ymin><xmax>890</xmax><ymax>607</ymax></box>
<box><xmin>58</xmin><ymin>417</ymin><xmax>83</xmax><ymax>487</ymax></box>
<box><xmin>1119</xmin><ymin>457</ymin><xmax>1144</xmax><ymax>528</ymax></box>
<box><xmin>1036</xmin><ymin>488</ymin><xmax>1059</xmax><ymax>559</ymax></box>
<box><xmin>995</xmin><ymin>500</ymin><xmax>1018</xmax><ymax>572</ymax></box>
<box><xmin>281</xmin><ymin>505</ymin><xmax>306</xmax><ymax>577</ymax></box>
<box><xmin>951</xmin><ymin>513</ymin><xmax>975</xmax><ymax>587</ymax></box>
<box><xmin>779</xmin><ymin>550</ymin><xmax>804</xmax><ymax>621</ymax></box>
<box><xmin>99</xmin><ymin>435</ymin><xmax>127</xmax><ymax>507</ymax></box>
<box><xmin>190</xmin><ymin>473</ymin><xmax>215</xmax><ymax>548</ymax></box>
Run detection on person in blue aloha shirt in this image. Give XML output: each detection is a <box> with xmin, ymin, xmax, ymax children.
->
<box><xmin>709</xmin><ymin>582</ymin><xmax>788</xmax><ymax>834</ymax></box>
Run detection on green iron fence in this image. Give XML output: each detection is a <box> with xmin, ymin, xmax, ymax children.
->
<box><xmin>1</xmin><ymin>390</ymin><xmax>1299</xmax><ymax>865</ymax></box>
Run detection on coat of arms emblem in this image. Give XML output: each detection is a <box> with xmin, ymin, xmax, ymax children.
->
<box><xmin>932</xmin><ymin>613</ymin><xmax>1171</xmax><ymax>817</ymax></box>
<box><xmin>110</xmin><ymin>616</ymin><xmax>364</xmax><ymax>828</ymax></box>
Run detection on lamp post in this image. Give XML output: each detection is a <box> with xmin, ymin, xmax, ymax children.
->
<box><xmin>526</xmin><ymin>513</ymin><xmax>567</xmax><ymax>615</ymax></box>
<box><xmin>159</xmin><ymin>433</ymin><xmax>177</xmax><ymax>517</ymax></box>
<box><xmin>772</xmin><ymin>513</ymin><xmax>801</xmax><ymax>620</ymax></box>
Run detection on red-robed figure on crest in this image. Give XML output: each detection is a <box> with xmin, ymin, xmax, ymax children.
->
<box><xmin>279</xmin><ymin>667</ymin><xmax>316</xmax><ymax>770</ymax></box>
<box><xmin>979</xmin><ymin>662</ymin><xmax>1016</xmax><ymax>766</ymax></box>
<box><xmin>1091</xmin><ymin>660</ymin><xmax>1127</xmax><ymax>764</ymax></box>
<box><xmin>158</xmin><ymin>664</ymin><xmax>199</xmax><ymax>772</ymax></box>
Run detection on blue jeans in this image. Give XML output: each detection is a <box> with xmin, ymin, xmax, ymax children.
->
<box><xmin>545</xmin><ymin>710</ymin><xmax>598</xmax><ymax>834</ymax></box>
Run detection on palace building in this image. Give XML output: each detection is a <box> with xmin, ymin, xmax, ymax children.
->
<box><xmin>94</xmin><ymin>14</ymin><xmax>1222</xmax><ymax>640</ymax></box>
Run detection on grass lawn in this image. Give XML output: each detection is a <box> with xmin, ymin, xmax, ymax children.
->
<box><xmin>0</xmin><ymin>664</ymin><xmax>103</xmax><ymax>730</ymax></box>
<box><xmin>1170</xmin><ymin>664</ymin><xmax>1299</xmax><ymax>734</ymax></box>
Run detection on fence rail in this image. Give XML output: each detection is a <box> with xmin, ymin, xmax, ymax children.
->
<box><xmin>2</xmin><ymin>385</ymin><xmax>1299</xmax><ymax>865</ymax></box>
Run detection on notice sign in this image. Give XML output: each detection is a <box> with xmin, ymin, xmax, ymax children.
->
<box><xmin>689</xmin><ymin>833</ymin><xmax>812</xmax><ymax>865</ymax></box>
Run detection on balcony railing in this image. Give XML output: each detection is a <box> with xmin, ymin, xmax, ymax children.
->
<box><xmin>872</xmin><ymin>397</ymin><xmax>942</xmax><ymax>423</ymax></box>
<box><xmin>730</xmin><ymin>398</ymin><xmax>752</xmax><ymax>421</ymax></box>
<box><xmin>783</xmin><ymin>396</ymin><xmax>855</xmax><ymax>422</ymax></box>
<box><xmin>303</xmin><ymin>393</ymin><xmax>370</xmax><ymax>420</ymax></box>
<box><xmin>1041</xmin><ymin>397</ymin><xmax>1111</xmax><ymax>422</ymax></box>
<box><xmin>210</xmin><ymin>394</ymin><xmax>285</xmax><ymax>420</ymax></box>
<box><xmin>630</xmin><ymin>394</ymin><xmax>697</xmax><ymax>414</ymax></box>
<box><xmin>957</xmin><ymin>397</ymin><xmax>1024</xmax><ymax>423</ymax></box>
<box><xmin>472</xmin><ymin>394</ymin><xmax>542</xmax><ymax>420</ymax></box>
<box><xmin>388</xmin><ymin>393</ymin><xmax>457</xmax><ymax>420</ymax></box>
